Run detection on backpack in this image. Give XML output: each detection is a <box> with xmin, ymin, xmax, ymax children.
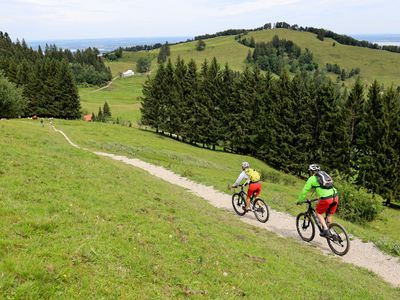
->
<box><xmin>315</xmin><ymin>171</ymin><xmax>334</xmax><ymax>189</ymax></box>
<box><xmin>245</xmin><ymin>168</ymin><xmax>261</xmax><ymax>182</ymax></box>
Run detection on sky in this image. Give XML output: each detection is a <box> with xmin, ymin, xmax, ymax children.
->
<box><xmin>0</xmin><ymin>0</ymin><xmax>399</xmax><ymax>41</ymax></box>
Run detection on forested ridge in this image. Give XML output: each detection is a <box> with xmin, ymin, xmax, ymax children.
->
<box><xmin>0</xmin><ymin>31</ymin><xmax>111</xmax><ymax>118</ymax></box>
<box><xmin>141</xmin><ymin>57</ymin><xmax>400</xmax><ymax>203</ymax></box>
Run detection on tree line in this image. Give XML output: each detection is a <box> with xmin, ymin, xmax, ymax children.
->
<box><xmin>140</xmin><ymin>57</ymin><xmax>400</xmax><ymax>203</ymax></box>
<box><xmin>274</xmin><ymin>22</ymin><xmax>400</xmax><ymax>54</ymax></box>
<box><xmin>0</xmin><ymin>31</ymin><xmax>81</xmax><ymax>118</ymax></box>
<box><xmin>240</xmin><ymin>35</ymin><xmax>317</xmax><ymax>75</ymax></box>
<box><xmin>191</xmin><ymin>21</ymin><xmax>400</xmax><ymax>55</ymax></box>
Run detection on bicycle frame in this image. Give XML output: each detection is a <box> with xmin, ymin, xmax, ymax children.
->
<box><xmin>235</xmin><ymin>184</ymin><xmax>257</xmax><ymax>205</ymax></box>
<box><xmin>303</xmin><ymin>199</ymin><xmax>324</xmax><ymax>232</ymax></box>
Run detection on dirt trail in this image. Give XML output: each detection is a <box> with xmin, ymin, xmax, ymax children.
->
<box><xmin>53</xmin><ymin>127</ymin><xmax>400</xmax><ymax>287</ymax></box>
<box><xmin>90</xmin><ymin>76</ymin><xmax>119</xmax><ymax>93</ymax></box>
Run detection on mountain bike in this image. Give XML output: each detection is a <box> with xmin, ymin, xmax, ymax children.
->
<box><xmin>296</xmin><ymin>199</ymin><xmax>350</xmax><ymax>256</ymax></box>
<box><xmin>231</xmin><ymin>184</ymin><xmax>270</xmax><ymax>223</ymax></box>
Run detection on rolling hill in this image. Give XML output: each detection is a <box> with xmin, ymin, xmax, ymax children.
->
<box><xmin>1</xmin><ymin>119</ymin><xmax>400</xmax><ymax>298</ymax></box>
<box><xmin>105</xmin><ymin>28</ymin><xmax>400</xmax><ymax>87</ymax></box>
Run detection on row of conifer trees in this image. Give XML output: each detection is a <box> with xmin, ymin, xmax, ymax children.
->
<box><xmin>0</xmin><ymin>31</ymin><xmax>112</xmax><ymax>118</ymax></box>
<box><xmin>141</xmin><ymin>57</ymin><xmax>400</xmax><ymax>202</ymax></box>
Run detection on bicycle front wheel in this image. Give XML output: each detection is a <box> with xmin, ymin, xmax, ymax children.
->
<box><xmin>327</xmin><ymin>223</ymin><xmax>350</xmax><ymax>256</ymax></box>
<box><xmin>232</xmin><ymin>193</ymin><xmax>246</xmax><ymax>216</ymax></box>
<box><xmin>253</xmin><ymin>198</ymin><xmax>270</xmax><ymax>223</ymax></box>
<box><xmin>296</xmin><ymin>213</ymin><xmax>315</xmax><ymax>242</ymax></box>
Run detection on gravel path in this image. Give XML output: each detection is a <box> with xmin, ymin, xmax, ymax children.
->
<box><xmin>54</xmin><ymin>127</ymin><xmax>400</xmax><ymax>287</ymax></box>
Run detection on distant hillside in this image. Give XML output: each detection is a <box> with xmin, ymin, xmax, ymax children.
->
<box><xmin>113</xmin><ymin>28</ymin><xmax>400</xmax><ymax>87</ymax></box>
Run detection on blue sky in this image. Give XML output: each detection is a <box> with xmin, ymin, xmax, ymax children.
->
<box><xmin>1</xmin><ymin>0</ymin><xmax>399</xmax><ymax>40</ymax></box>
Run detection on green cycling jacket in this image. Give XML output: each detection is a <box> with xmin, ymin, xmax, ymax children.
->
<box><xmin>298</xmin><ymin>175</ymin><xmax>337</xmax><ymax>201</ymax></box>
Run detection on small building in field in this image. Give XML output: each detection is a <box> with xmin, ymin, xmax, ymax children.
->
<box><xmin>83</xmin><ymin>114</ymin><xmax>92</xmax><ymax>122</ymax></box>
<box><xmin>121</xmin><ymin>70</ymin><xmax>134</xmax><ymax>78</ymax></box>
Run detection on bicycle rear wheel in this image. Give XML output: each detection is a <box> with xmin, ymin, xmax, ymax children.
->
<box><xmin>327</xmin><ymin>223</ymin><xmax>350</xmax><ymax>256</ymax></box>
<box><xmin>296</xmin><ymin>213</ymin><xmax>315</xmax><ymax>242</ymax></box>
<box><xmin>232</xmin><ymin>193</ymin><xmax>246</xmax><ymax>216</ymax></box>
<box><xmin>253</xmin><ymin>198</ymin><xmax>270</xmax><ymax>223</ymax></box>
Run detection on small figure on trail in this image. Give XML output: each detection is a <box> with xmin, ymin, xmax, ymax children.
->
<box><xmin>40</xmin><ymin>118</ymin><xmax>44</xmax><ymax>127</ymax></box>
<box><xmin>297</xmin><ymin>164</ymin><xmax>339</xmax><ymax>237</ymax></box>
<box><xmin>231</xmin><ymin>161</ymin><xmax>262</xmax><ymax>212</ymax></box>
<box><xmin>49</xmin><ymin>117</ymin><xmax>54</xmax><ymax>126</ymax></box>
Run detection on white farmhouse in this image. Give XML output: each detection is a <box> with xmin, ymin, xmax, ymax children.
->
<box><xmin>121</xmin><ymin>70</ymin><xmax>134</xmax><ymax>78</ymax></box>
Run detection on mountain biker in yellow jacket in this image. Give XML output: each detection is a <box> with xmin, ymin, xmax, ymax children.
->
<box><xmin>297</xmin><ymin>164</ymin><xmax>339</xmax><ymax>237</ymax></box>
<box><xmin>232</xmin><ymin>162</ymin><xmax>262</xmax><ymax>212</ymax></box>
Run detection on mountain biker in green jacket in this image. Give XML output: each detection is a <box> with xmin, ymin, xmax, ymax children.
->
<box><xmin>297</xmin><ymin>164</ymin><xmax>339</xmax><ymax>237</ymax></box>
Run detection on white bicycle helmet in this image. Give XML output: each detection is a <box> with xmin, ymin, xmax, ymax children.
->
<box><xmin>308</xmin><ymin>164</ymin><xmax>320</xmax><ymax>172</ymax></box>
<box><xmin>241</xmin><ymin>161</ymin><xmax>250</xmax><ymax>169</ymax></box>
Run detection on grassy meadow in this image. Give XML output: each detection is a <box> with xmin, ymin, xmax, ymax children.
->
<box><xmin>110</xmin><ymin>28</ymin><xmax>400</xmax><ymax>87</ymax></box>
<box><xmin>1</xmin><ymin>119</ymin><xmax>400</xmax><ymax>298</ymax></box>
<box><xmin>4</xmin><ymin>26</ymin><xmax>400</xmax><ymax>298</ymax></box>
<box><xmin>53</xmin><ymin>119</ymin><xmax>400</xmax><ymax>258</ymax></box>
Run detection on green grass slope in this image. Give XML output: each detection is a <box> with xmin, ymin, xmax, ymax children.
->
<box><xmin>79</xmin><ymin>75</ymin><xmax>146</xmax><ymax>122</ymax></box>
<box><xmin>55</xmin><ymin>120</ymin><xmax>400</xmax><ymax>257</ymax></box>
<box><xmin>109</xmin><ymin>28</ymin><xmax>400</xmax><ymax>87</ymax></box>
<box><xmin>85</xmin><ymin>28</ymin><xmax>400</xmax><ymax>125</ymax></box>
<box><xmin>1</xmin><ymin>120</ymin><xmax>400</xmax><ymax>298</ymax></box>
<box><xmin>246</xmin><ymin>29</ymin><xmax>400</xmax><ymax>86</ymax></box>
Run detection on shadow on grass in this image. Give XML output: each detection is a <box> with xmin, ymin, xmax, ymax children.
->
<box><xmin>383</xmin><ymin>201</ymin><xmax>400</xmax><ymax>210</ymax></box>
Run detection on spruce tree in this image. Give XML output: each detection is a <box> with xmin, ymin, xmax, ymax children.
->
<box><xmin>356</xmin><ymin>80</ymin><xmax>384</xmax><ymax>193</ymax></box>
<box><xmin>140</xmin><ymin>64</ymin><xmax>165</xmax><ymax>132</ymax></box>
<box><xmin>343</xmin><ymin>77</ymin><xmax>365</xmax><ymax>175</ymax></box>
<box><xmin>103</xmin><ymin>101</ymin><xmax>111</xmax><ymax>119</ymax></box>
<box><xmin>182</xmin><ymin>59</ymin><xmax>199</xmax><ymax>143</ymax></box>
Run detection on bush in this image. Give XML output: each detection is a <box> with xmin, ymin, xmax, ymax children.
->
<box><xmin>196</xmin><ymin>40</ymin><xmax>206</xmax><ymax>51</ymax></box>
<box><xmin>0</xmin><ymin>72</ymin><xmax>26</xmax><ymax>118</ymax></box>
<box><xmin>136</xmin><ymin>57</ymin><xmax>151</xmax><ymax>73</ymax></box>
<box><xmin>335</xmin><ymin>180</ymin><xmax>383</xmax><ymax>224</ymax></box>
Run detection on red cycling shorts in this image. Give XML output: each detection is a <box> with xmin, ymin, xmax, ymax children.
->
<box><xmin>247</xmin><ymin>182</ymin><xmax>262</xmax><ymax>198</ymax></box>
<box><xmin>316</xmin><ymin>195</ymin><xmax>339</xmax><ymax>215</ymax></box>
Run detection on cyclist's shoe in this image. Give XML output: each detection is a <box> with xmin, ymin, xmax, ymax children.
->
<box><xmin>319</xmin><ymin>229</ymin><xmax>332</xmax><ymax>238</ymax></box>
<box><xmin>243</xmin><ymin>206</ymin><xmax>251</xmax><ymax>213</ymax></box>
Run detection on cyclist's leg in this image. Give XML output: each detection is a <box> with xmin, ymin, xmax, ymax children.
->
<box><xmin>244</xmin><ymin>195</ymin><xmax>251</xmax><ymax>210</ymax></box>
<box><xmin>246</xmin><ymin>183</ymin><xmax>260</xmax><ymax>210</ymax></box>
<box><xmin>326</xmin><ymin>196</ymin><xmax>339</xmax><ymax>225</ymax></box>
<box><xmin>316</xmin><ymin>200</ymin><xmax>333</xmax><ymax>233</ymax></box>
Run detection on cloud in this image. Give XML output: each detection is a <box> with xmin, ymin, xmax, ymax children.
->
<box><xmin>220</xmin><ymin>0</ymin><xmax>300</xmax><ymax>16</ymax></box>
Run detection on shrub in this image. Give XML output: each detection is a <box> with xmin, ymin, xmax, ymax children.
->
<box><xmin>136</xmin><ymin>57</ymin><xmax>151</xmax><ymax>73</ymax></box>
<box><xmin>260</xmin><ymin>169</ymin><xmax>283</xmax><ymax>184</ymax></box>
<box><xmin>335</xmin><ymin>180</ymin><xmax>383</xmax><ymax>224</ymax></box>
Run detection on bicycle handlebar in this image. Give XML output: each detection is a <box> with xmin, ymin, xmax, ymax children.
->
<box><xmin>297</xmin><ymin>198</ymin><xmax>319</xmax><ymax>205</ymax></box>
<box><xmin>233</xmin><ymin>183</ymin><xmax>249</xmax><ymax>188</ymax></box>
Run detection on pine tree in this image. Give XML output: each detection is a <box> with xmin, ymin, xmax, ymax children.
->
<box><xmin>56</xmin><ymin>60</ymin><xmax>80</xmax><ymax>118</ymax></box>
<box><xmin>203</xmin><ymin>57</ymin><xmax>223</xmax><ymax>149</ymax></box>
<box><xmin>268</xmin><ymin>70</ymin><xmax>296</xmax><ymax>171</ymax></box>
<box><xmin>343</xmin><ymin>77</ymin><xmax>365</xmax><ymax>176</ymax></box>
<box><xmin>381</xmin><ymin>86</ymin><xmax>400</xmax><ymax>203</ymax></box>
<box><xmin>287</xmin><ymin>71</ymin><xmax>314</xmax><ymax>175</ymax></box>
<box><xmin>183</xmin><ymin>59</ymin><xmax>199</xmax><ymax>143</ymax></box>
<box><xmin>158</xmin><ymin>59</ymin><xmax>177</xmax><ymax>135</ymax></box>
<box><xmin>246</xmin><ymin>49</ymin><xmax>253</xmax><ymax>63</ymax></box>
<box><xmin>172</xmin><ymin>56</ymin><xmax>188</xmax><ymax>139</ymax></box>
<box><xmin>357</xmin><ymin>80</ymin><xmax>384</xmax><ymax>193</ymax></box>
<box><xmin>140</xmin><ymin>64</ymin><xmax>165</xmax><ymax>132</ymax></box>
<box><xmin>103</xmin><ymin>101</ymin><xmax>111</xmax><ymax>119</ymax></box>
<box><xmin>219</xmin><ymin>63</ymin><xmax>235</xmax><ymax>150</ymax></box>
<box><xmin>98</xmin><ymin>106</ymin><xmax>103</xmax><ymax>122</ymax></box>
